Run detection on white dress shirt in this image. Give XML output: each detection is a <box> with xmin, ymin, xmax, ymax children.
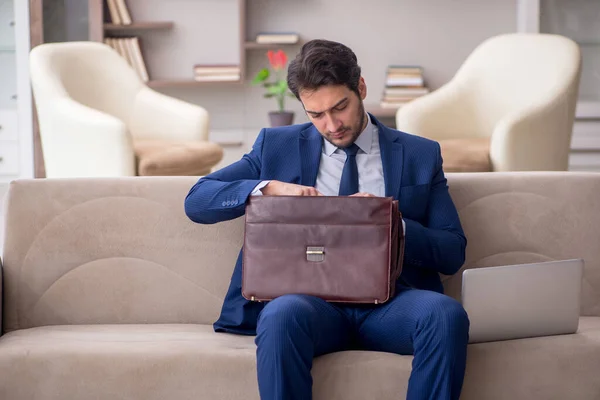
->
<box><xmin>314</xmin><ymin>113</ymin><xmax>384</xmax><ymax>197</ymax></box>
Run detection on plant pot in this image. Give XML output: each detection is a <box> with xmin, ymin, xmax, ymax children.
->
<box><xmin>268</xmin><ymin>111</ymin><xmax>295</xmax><ymax>127</ymax></box>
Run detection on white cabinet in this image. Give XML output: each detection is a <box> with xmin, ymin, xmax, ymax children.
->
<box><xmin>0</xmin><ymin>0</ymin><xmax>34</xmax><ymax>182</ymax></box>
<box><xmin>519</xmin><ymin>0</ymin><xmax>600</xmax><ymax>171</ymax></box>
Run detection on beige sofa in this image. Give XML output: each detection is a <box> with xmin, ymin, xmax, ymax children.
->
<box><xmin>0</xmin><ymin>172</ymin><xmax>599</xmax><ymax>400</ymax></box>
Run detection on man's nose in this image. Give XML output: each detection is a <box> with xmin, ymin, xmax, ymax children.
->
<box><xmin>325</xmin><ymin>114</ymin><xmax>342</xmax><ymax>133</ymax></box>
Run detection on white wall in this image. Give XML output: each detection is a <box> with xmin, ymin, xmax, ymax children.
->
<box><xmin>125</xmin><ymin>0</ymin><xmax>517</xmax><ymax>131</ymax></box>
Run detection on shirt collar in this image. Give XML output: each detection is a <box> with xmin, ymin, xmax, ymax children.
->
<box><xmin>323</xmin><ymin>113</ymin><xmax>374</xmax><ymax>156</ymax></box>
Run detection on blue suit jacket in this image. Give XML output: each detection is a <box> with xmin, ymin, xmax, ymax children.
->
<box><xmin>185</xmin><ymin>114</ymin><xmax>466</xmax><ymax>335</ymax></box>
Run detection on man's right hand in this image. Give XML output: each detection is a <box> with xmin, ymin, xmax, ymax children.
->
<box><xmin>260</xmin><ymin>180</ymin><xmax>323</xmax><ymax>196</ymax></box>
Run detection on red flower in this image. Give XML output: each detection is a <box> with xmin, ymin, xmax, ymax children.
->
<box><xmin>267</xmin><ymin>50</ymin><xmax>288</xmax><ymax>71</ymax></box>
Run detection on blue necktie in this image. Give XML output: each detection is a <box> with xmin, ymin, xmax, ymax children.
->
<box><xmin>338</xmin><ymin>143</ymin><xmax>360</xmax><ymax>196</ymax></box>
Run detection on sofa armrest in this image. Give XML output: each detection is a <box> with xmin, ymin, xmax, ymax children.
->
<box><xmin>490</xmin><ymin>100</ymin><xmax>573</xmax><ymax>171</ymax></box>
<box><xmin>129</xmin><ymin>87</ymin><xmax>210</xmax><ymax>142</ymax></box>
<box><xmin>43</xmin><ymin>97</ymin><xmax>136</xmax><ymax>177</ymax></box>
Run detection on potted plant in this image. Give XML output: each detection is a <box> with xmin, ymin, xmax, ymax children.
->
<box><xmin>252</xmin><ymin>49</ymin><xmax>295</xmax><ymax>127</ymax></box>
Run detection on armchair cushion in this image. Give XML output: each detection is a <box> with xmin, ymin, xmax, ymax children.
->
<box><xmin>439</xmin><ymin>137</ymin><xmax>491</xmax><ymax>172</ymax></box>
<box><xmin>134</xmin><ymin>140</ymin><xmax>223</xmax><ymax>176</ymax></box>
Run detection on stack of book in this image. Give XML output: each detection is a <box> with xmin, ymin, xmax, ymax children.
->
<box><xmin>380</xmin><ymin>66</ymin><xmax>430</xmax><ymax>109</ymax></box>
<box><xmin>105</xmin><ymin>0</ymin><xmax>132</xmax><ymax>25</ymax></box>
<box><xmin>255</xmin><ymin>32</ymin><xmax>299</xmax><ymax>44</ymax></box>
<box><xmin>193</xmin><ymin>65</ymin><xmax>241</xmax><ymax>82</ymax></box>
<box><xmin>104</xmin><ymin>37</ymin><xmax>149</xmax><ymax>82</ymax></box>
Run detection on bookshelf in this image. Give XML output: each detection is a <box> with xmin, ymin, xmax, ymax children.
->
<box><xmin>103</xmin><ymin>21</ymin><xmax>174</xmax><ymax>31</ymax></box>
<box><xmin>147</xmin><ymin>79</ymin><xmax>244</xmax><ymax>89</ymax></box>
<box><xmin>244</xmin><ymin>42</ymin><xmax>300</xmax><ymax>50</ymax></box>
<box><xmin>98</xmin><ymin>1</ymin><xmax>424</xmax><ymax>124</ymax></box>
<box><xmin>99</xmin><ymin>0</ymin><xmax>249</xmax><ymax>86</ymax></box>
<box><xmin>97</xmin><ymin>0</ymin><xmax>308</xmax><ymax>87</ymax></box>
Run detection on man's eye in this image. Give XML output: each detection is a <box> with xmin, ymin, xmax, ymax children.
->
<box><xmin>335</xmin><ymin>105</ymin><xmax>347</xmax><ymax>112</ymax></box>
<box><xmin>312</xmin><ymin>114</ymin><xmax>323</xmax><ymax>119</ymax></box>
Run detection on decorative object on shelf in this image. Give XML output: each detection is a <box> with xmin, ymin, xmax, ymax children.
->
<box><xmin>252</xmin><ymin>49</ymin><xmax>295</xmax><ymax>127</ymax></box>
<box><xmin>255</xmin><ymin>32</ymin><xmax>299</xmax><ymax>44</ymax></box>
<box><xmin>105</xmin><ymin>0</ymin><xmax>132</xmax><ymax>25</ymax></box>
<box><xmin>380</xmin><ymin>65</ymin><xmax>430</xmax><ymax>110</ymax></box>
<box><xmin>104</xmin><ymin>37</ymin><xmax>149</xmax><ymax>82</ymax></box>
<box><xmin>193</xmin><ymin>64</ymin><xmax>241</xmax><ymax>82</ymax></box>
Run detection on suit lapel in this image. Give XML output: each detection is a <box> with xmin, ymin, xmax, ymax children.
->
<box><xmin>299</xmin><ymin>125</ymin><xmax>322</xmax><ymax>187</ymax></box>
<box><xmin>373</xmin><ymin>115</ymin><xmax>403</xmax><ymax>199</ymax></box>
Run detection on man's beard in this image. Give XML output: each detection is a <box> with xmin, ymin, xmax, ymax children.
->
<box><xmin>325</xmin><ymin>100</ymin><xmax>367</xmax><ymax>149</ymax></box>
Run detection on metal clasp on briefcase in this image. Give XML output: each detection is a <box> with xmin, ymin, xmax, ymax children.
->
<box><xmin>306</xmin><ymin>246</ymin><xmax>325</xmax><ymax>262</ymax></box>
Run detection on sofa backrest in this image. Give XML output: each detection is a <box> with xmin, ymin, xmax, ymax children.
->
<box><xmin>1</xmin><ymin>177</ymin><xmax>242</xmax><ymax>333</ymax></box>
<box><xmin>442</xmin><ymin>172</ymin><xmax>600</xmax><ymax>318</ymax></box>
<box><xmin>2</xmin><ymin>172</ymin><xmax>600</xmax><ymax>333</ymax></box>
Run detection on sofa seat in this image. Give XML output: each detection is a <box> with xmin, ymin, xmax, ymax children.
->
<box><xmin>1</xmin><ymin>318</ymin><xmax>599</xmax><ymax>400</ymax></box>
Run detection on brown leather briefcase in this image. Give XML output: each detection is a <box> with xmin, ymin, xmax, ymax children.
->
<box><xmin>241</xmin><ymin>196</ymin><xmax>404</xmax><ymax>304</ymax></box>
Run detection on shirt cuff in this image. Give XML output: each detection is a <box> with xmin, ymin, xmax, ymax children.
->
<box><xmin>402</xmin><ymin>219</ymin><xmax>406</xmax><ymax>236</ymax></box>
<box><xmin>251</xmin><ymin>180</ymin><xmax>271</xmax><ymax>196</ymax></box>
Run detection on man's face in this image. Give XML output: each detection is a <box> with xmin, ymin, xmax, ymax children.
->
<box><xmin>299</xmin><ymin>78</ymin><xmax>368</xmax><ymax>149</ymax></box>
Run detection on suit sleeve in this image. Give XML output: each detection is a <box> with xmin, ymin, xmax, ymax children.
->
<box><xmin>184</xmin><ymin>129</ymin><xmax>267</xmax><ymax>224</ymax></box>
<box><xmin>402</xmin><ymin>143</ymin><xmax>467</xmax><ymax>276</ymax></box>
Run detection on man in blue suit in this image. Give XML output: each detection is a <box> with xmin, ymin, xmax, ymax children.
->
<box><xmin>185</xmin><ymin>39</ymin><xmax>469</xmax><ymax>400</ymax></box>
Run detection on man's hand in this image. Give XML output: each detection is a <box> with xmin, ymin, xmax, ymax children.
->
<box><xmin>350</xmin><ymin>192</ymin><xmax>376</xmax><ymax>197</ymax></box>
<box><xmin>261</xmin><ymin>180</ymin><xmax>323</xmax><ymax>196</ymax></box>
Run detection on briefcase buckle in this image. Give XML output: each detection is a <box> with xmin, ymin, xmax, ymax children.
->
<box><xmin>306</xmin><ymin>246</ymin><xmax>325</xmax><ymax>262</ymax></box>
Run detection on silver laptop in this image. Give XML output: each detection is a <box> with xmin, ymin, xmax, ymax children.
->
<box><xmin>461</xmin><ymin>259</ymin><xmax>583</xmax><ymax>344</ymax></box>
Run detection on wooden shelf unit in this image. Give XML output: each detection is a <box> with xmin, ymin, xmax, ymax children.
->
<box><xmin>97</xmin><ymin>0</ymin><xmax>401</xmax><ymax>119</ymax></box>
<box><xmin>103</xmin><ymin>22</ymin><xmax>174</xmax><ymax>31</ymax></box>
<box><xmin>147</xmin><ymin>79</ymin><xmax>243</xmax><ymax>89</ymax></box>
<box><xmin>244</xmin><ymin>41</ymin><xmax>300</xmax><ymax>50</ymax></box>
<box><xmin>93</xmin><ymin>0</ymin><xmax>310</xmax><ymax>88</ymax></box>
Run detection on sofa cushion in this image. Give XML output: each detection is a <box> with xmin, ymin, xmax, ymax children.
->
<box><xmin>1</xmin><ymin>318</ymin><xmax>599</xmax><ymax>400</ymax></box>
<box><xmin>134</xmin><ymin>140</ymin><xmax>223</xmax><ymax>176</ymax></box>
<box><xmin>439</xmin><ymin>137</ymin><xmax>491</xmax><ymax>172</ymax></box>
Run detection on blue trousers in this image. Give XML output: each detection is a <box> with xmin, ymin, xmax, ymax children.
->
<box><xmin>255</xmin><ymin>287</ymin><xmax>469</xmax><ymax>400</ymax></box>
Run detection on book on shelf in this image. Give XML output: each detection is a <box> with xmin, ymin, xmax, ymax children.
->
<box><xmin>380</xmin><ymin>65</ymin><xmax>430</xmax><ymax>109</ymax></box>
<box><xmin>193</xmin><ymin>64</ymin><xmax>241</xmax><ymax>82</ymax></box>
<box><xmin>104</xmin><ymin>37</ymin><xmax>149</xmax><ymax>82</ymax></box>
<box><xmin>105</xmin><ymin>0</ymin><xmax>132</xmax><ymax>25</ymax></box>
<box><xmin>255</xmin><ymin>32</ymin><xmax>299</xmax><ymax>44</ymax></box>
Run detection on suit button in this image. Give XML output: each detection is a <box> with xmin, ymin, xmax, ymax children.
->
<box><xmin>234</xmin><ymin>199</ymin><xmax>238</xmax><ymax>205</ymax></box>
<box><xmin>222</xmin><ymin>201</ymin><xmax>227</xmax><ymax>207</ymax></box>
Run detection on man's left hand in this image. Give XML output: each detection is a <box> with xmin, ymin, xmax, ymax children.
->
<box><xmin>349</xmin><ymin>192</ymin><xmax>376</xmax><ymax>197</ymax></box>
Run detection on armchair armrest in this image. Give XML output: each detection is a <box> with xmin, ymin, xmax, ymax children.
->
<box><xmin>491</xmin><ymin>100</ymin><xmax>573</xmax><ymax>171</ymax></box>
<box><xmin>395</xmin><ymin>81</ymin><xmax>478</xmax><ymax>141</ymax></box>
<box><xmin>43</xmin><ymin>98</ymin><xmax>136</xmax><ymax>177</ymax></box>
<box><xmin>129</xmin><ymin>87</ymin><xmax>210</xmax><ymax>142</ymax></box>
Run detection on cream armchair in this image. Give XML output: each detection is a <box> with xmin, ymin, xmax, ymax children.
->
<box><xmin>29</xmin><ymin>41</ymin><xmax>223</xmax><ymax>178</ymax></box>
<box><xmin>395</xmin><ymin>33</ymin><xmax>581</xmax><ymax>172</ymax></box>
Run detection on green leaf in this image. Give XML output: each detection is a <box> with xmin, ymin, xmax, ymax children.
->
<box><xmin>251</xmin><ymin>68</ymin><xmax>270</xmax><ymax>85</ymax></box>
<box><xmin>277</xmin><ymin>80</ymin><xmax>288</xmax><ymax>92</ymax></box>
<box><xmin>263</xmin><ymin>93</ymin><xmax>276</xmax><ymax>98</ymax></box>
<box><xmin>266</xmin><ymin>85</ymin><xmax>284</xmax><ymax>95</ymax></box>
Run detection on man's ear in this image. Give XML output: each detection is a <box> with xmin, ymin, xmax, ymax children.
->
<box><xmin>358</xmin><ymin>77</ymin><xmax>367</xmax><ymax>100</ymax></box>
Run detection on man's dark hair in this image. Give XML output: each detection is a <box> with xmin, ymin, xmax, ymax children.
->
<box><xmin>287</xmin><ymin>39</ymin><xmax>362</xmax><ymax>100</ymax></box>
